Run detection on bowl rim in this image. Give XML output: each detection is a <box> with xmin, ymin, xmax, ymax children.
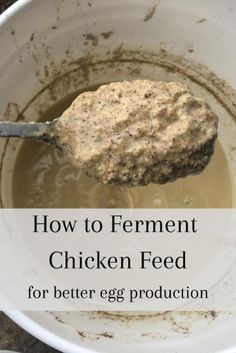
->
<box><xmin>5</xmin><ymin>311</ymin><xmax>97</xmax><ymax>353</ymax></box>
<box><xmin>0</xmin><ymin>0</ymin><xmax>31</xmax><ymax>26</ymax></box>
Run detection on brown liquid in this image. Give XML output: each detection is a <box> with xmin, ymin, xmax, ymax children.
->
<box><xmin>12</xmin><ymin>93</ymin><xmax>233</xmax><ymax>208</ymax></box>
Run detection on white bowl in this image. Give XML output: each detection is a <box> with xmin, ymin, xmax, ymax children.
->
<box><xmin>1</xmin><ymin>0</ymin><xmax>236</xmax><ymax>352</ymax></box>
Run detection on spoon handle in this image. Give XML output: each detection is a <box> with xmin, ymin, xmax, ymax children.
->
<box><xmin>0</xmin><ymin>120</ymin><xmax>59</xmax><ymax>147</ymax></box>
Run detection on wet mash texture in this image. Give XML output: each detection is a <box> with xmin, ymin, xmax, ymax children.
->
<box><xmin>56</xmin><ymin>80</ymin><xmax>218</xmax><ymax>186</ymax></box>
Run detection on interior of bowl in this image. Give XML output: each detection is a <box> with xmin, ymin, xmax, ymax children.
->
<box><xmin>1</xmin><ymin>0</ymin><xmax>236</xmax><ymax>352</ymax></box>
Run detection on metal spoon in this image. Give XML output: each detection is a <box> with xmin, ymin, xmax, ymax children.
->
<box><xmin>0</xmin><ymin>119</ymin><xmax>60</xmax><ymax>148</ymax></box>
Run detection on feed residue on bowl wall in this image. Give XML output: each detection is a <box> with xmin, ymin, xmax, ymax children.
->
<box><xmin>143</xmin><ymin>0</ymin><xmax>160</xmax><ymax>22</ymax></box>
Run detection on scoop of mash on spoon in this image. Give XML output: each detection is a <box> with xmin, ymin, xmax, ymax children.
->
<box><xmin>0</xmin><ymin>80</ymin><xmax>218</xmax><ymax>186</ymax></box>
